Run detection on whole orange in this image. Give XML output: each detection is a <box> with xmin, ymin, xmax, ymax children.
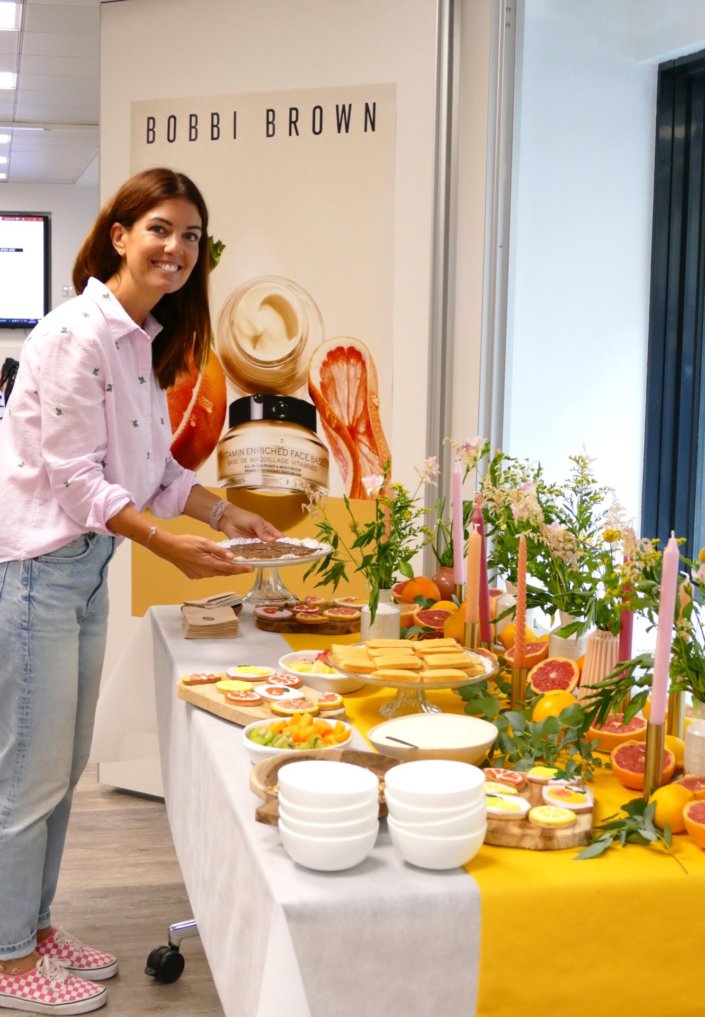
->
<box><xmin>531</xmin><ymin>690</ymin><xmax>578</xmax><ymax>723</ymax></box>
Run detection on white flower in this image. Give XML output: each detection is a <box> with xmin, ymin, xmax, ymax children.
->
<box><xmin>361</xmin><ymin>474</ymin><xmax>385</xmax><ymax>498</ymax></box>
<box><xmin>450</xmin><ymin>436</ymin><xmax>486</xmax><ymax>470</ymax></box>
<box><xmin>414</xmin><ymin>456</ymin><xmax>440</xmax><ymax>486</ymax></box>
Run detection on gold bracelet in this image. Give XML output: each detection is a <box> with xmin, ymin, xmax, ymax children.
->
<box><xmin>145</xmin><ymin>525</ymin><xmax>158</xmax><ymax>548</ymax></box>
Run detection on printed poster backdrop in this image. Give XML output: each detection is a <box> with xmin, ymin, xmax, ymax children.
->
<box><xmin>130</xmin><ymin>84</ymin><xmax>396</xmax><ymax>501</ymax></box>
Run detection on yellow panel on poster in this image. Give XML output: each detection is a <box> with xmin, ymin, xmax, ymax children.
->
<box><xmin>130</xmin><ymin>489</ymin><xmax>375</xmax><ymax>615</ymax></box>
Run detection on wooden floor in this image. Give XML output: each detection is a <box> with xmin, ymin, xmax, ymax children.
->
<box><xmin>50</xmin><ymin>765</ymin><xmax>225</xmax><ymax>1016</ymax></box>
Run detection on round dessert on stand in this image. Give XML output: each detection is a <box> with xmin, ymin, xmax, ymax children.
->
<box><xmin>221</xmin><ymin>536</ymin><xmax>331</xmax><ymax>603</ymax></box>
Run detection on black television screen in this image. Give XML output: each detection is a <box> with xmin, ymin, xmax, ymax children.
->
<box><xmin>0</xmin><ymin>213</ymin><xmax>51</xmax><ymax>328</ymax></box>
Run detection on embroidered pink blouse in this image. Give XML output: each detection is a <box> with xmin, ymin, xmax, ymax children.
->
<box><xmin>0</xmin><ymin>277</ymin><xmax>198</xmax><ymax>561</ymax></box>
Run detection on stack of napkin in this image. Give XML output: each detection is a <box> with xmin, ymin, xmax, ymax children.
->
<box><xmin>181</xmin><ymin>593</ymin><xmax>243</xmax><ymax>639</ymax></box>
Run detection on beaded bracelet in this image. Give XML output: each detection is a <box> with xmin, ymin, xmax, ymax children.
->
<box><xmin>208</xmin><ymin>498</ymin><xmax>229</xmax><ymax>532</ymax></box>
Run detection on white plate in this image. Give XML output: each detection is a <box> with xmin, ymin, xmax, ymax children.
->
<box><xmin>221</xmin><ymin>537</ymin><xmax>332</xmax><ymax>568</ymax></box>
<box><xmin>278</xmin><ymin>650</ymin><xmax>366</xmax><ymax>694</ymax></box>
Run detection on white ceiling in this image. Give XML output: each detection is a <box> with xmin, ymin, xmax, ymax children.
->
<box><xmin>0</xmin><ymin>0</ymin><xmax>102</xmax><ymax>185</ymax></box>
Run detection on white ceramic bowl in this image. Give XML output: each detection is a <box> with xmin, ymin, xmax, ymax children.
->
<box><xmin>387</xmin><ymin>815</ymin><xmax>486</xmax><ymax>870</ymax></box>
<box><xmin>277</xmin><ymin>759</ymin><xmax>379</xmax><ymax>808</ymax></box>
<box><xmin>278</xmin><ymin>807</ymin><xmax>379</xmax><ymax>838</ymax></box>
<box><xmin>278</xmin><ymin>650</ymin><xmax>365</xmax><ymax>694</ymax></box>
<box><xmin>383</xmin><ymin>759</ymin><xmax>486</xmax><ymax>809</ymax></box>
<box><xmin>279</xmin><ymin>819</ymin><xmax>379</xmax><ymax>871</ymax></box>
<box><xmin>242</xmin><ymin>718</ymin><xmax>353</xmax><ymax>764</ymax></box>
<box><xmin>385</xmin><ymin>802</ymin><xmax>486</xmax><ymax>837</ymax></box>
<box><xmin>278</xmin><ymin>794</ymin><xmax>379</xmax><ymax>824</ymax></box>
<box><xmin>367</xmin><ymin>713</ymin><xmax>498</xmax><ymax>765</ymax></box>
<box><xmin>383</xmin><ymin>789</ymin><xmax>484</xmax><ymax>822</ymax></box>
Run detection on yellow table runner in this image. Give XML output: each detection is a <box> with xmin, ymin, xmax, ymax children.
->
<box><xmin>285</xmin><ymin>632</ymin><xmax>705</xmax><ymax>1016</ymax></box>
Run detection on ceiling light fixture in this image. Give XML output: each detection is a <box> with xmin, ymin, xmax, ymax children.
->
<box><xmin>0</xmin><ymin>72</ymin><xmax>18</xmax><ymax>89</ymax></box>
<box><xmin>0</xmin><ymin>2</ymin><xmax>21</xmax><ymax>32</ymax></box>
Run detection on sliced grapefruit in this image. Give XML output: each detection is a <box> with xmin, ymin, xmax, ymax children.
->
<box><xmin>587</xmin><ymin>712</ymin><xmax>647</xmax><ymax>753</ymax></box>
<box><xmin>392</xmin><ymin>580</ymin><xmax>410</xmax><ymax>602</ymax></box>
<box><xmin>504</xmin><ymin>641</ymin><xmax>548</xmax><ymax>669</ymax></box>
<box><xmin>307</xmin><ymin>336</ymin><xmax>392</xmax><ymax>498</ymax></box>
<box><xmin>610</xmin><ymin>740</ymin><xmax>676</xmax><ymax>791</ymax></box>
<box><xmin>413</xmin><ymin>608</ymin><xmax>454</xmax><ymax>632</ymax></box>
<box><xmin>677</xmin><ymin>775</ymin><xmax>705</xmax><ymax>800</ymax></box>
<box><xmin>683</xmin><ymin>799</ymin><xmax>705</xmax><ymax>848</ymax></box>
<box><xmin>528</xmin><ymin>657</ymin><xmax>580</xmax><ymax>695</ymax></box>
<box><xmin>168</xmin><ymin>349</ymin><xmax>227</xmax><ymax>470</ymax></box>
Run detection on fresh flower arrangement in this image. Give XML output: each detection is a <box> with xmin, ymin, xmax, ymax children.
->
<box><xmin>447</xmin><ymin>442</ymin><xmax>660</xmax><ymax>637</ymax></box>
<box><xmin>583</xmin><ymin>545</ymin><xmax>705</xmax><ymax>723</ymax></box>
<box><xmin>304</xmin><ymin>460</ymin><xmax>434</xmax><ymax>621</ymax></box>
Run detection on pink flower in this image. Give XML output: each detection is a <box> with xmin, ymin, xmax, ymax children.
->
<box><xmin>361</xmin><ymin>474</ymin><xmax>385</xmax><ymax>498</ymax></box>
<box><xmin>414</xmin><ymin>456</ymin><xmax>440</xmax><ymax>485</ymax></box>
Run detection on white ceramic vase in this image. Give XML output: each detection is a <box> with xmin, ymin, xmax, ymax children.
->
<box><xmin>548</xmin><ymin>611</ymin><xmax>589</xmax><ymax>661</ymax></box>
<box><xmin>360</xmin><ymin>588</ymin><xmax>401</xmax><ymax>642</ymax></box>
<box><xmin>685</xmin><ymin>699</ymin><xmax>705</xmax><ymax>775</ymax></box>
<box><xmin>578</xmin><ymin>628</ymin><xmax>620</xmax><ymax>691</ymax></box>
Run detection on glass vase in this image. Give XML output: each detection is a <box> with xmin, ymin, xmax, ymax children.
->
<box><xmin>360</xmin><ymin>588</ymin><xmax>401</xmax><ymax>642</ymax></box>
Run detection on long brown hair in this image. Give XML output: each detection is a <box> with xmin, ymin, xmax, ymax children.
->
<box><xmin>73</xmin><ymin>168</ymin><xmax>211</xmax><ymax>389</ymax></box>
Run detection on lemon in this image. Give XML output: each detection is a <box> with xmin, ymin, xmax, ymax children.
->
<box><xmin>531</xmin><ymin>690</ymin><xmax>578</xmax><ymax>723</ymax></box>
<box><xmin>664</xmin><ymin>734</ymin><xmax>685</xmax><ymax>770</ymax></box>
<box><xmin>649</xmin><ymin>782</ymin><xmax>694</xmax><ymax>833</ymax></box>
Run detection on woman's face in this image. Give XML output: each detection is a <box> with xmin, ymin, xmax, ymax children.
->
<box><xmin>109</xmin><ymin>198</ymin><xmax>203</xmax><ymax>304</ymax></box>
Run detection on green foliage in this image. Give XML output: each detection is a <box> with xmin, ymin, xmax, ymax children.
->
<box><xmin>457</xmin><ymin>679</ymin><xmax>605</xmax><ymax>781</ymax></box>
<box><xmin>575</xmin><ymin>799</ymin><xmax>684</xmax><ymax>870</ymax></box>
<box><xmin>303</xmin><ymin>464</ymin><xmax>432</xmax><ymax>622</ymax></box>
<box><xmin>208</xmin><ymin>236</ymin><xmax>226</xmax><ymax>272</ymax></box>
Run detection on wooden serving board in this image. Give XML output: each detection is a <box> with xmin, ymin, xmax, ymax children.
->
<box><xmin>254</xmin><ymin>615</ymin><xmax>360</xmax><ymax>636</ymax></box>
<box><xmin>249</xmin><ymin>749</ymin><xmax>401</xmax><ymax>824</ymax></box>
<box><xmin>484</xmin><ymin>781</ymin><xmax>593</xmax><ymax>850</ymax></box>
<box><xmin>176</xmin><ymin>680</ymin><xmax>345</xmax><ymax>726</ymax></box>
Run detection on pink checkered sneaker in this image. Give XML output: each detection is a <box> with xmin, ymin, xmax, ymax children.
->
<box><xmin>36</xmin><ymin>929</ymin><xmax>118</xmax><ymax>981</ymax></box>
<box><xmin>0</xmin><ymin>955</ymin><xmax>107</xmax><ymax>1014</ymax></box>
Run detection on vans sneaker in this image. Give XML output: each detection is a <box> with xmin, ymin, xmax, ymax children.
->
<box><xmin>36</xmin><ymin>929</ymin><xmax>118</xmax><ymax>981</ymax></box>
<box><xmin>0</xmin><ymin>955</ymin><xmax>107</xmax><ymax>1014</ymax></box>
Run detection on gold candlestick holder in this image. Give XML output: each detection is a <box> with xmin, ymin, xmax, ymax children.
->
<box><xmin>666</xmin><ymin>689</ymin><xmax>685</xmax><ymax>740</ymax></box>
<box><xmin>464</xmin><ymin>621</ymin><xmax>479</xmax><ymax>651</ymax></box>
<box><xmin>454</xmin><ymin>582</ymin><xmax>465</xmax><ymax>604</ymax></box>
<box><xmin>643</xmin><ymin>721</ymin><xmax>666</xmax><ymax>800</ymax></box>
<box><xmin>510</xmin><ymin>666</ymin><xmax>528</xmax><ymax>709</ymax></box>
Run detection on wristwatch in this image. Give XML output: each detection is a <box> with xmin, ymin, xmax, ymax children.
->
<box><xmin>208</xmin><ymin>499</ymin><xmax>229</xmax><ymax>532</ymax></box>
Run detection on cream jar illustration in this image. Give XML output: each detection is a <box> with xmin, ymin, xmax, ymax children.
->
<box><xmin>215</xmin><ymin>276</ymin><xmax>323</xmax><ymax>395</ymax></box>
<box><xmin>217</xmin><ymin>394</ymin><xmax>329</xmax><ymax>496</ymax></box>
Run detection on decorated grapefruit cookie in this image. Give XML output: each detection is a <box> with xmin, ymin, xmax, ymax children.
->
<box><xmin>483</xmin><ymin>767</ymin><xmax>527</xmax><ymax>790</ymax></box>
<box><xmin>528</xmin><ymin>805</ymin><xmax>576</xmax><ymax>829</ymax></box>
<box><xmin>226</xmin><ymin>665</ymin><xmax>274</xmax><ymax>681</ymax></box>
<box><xmin>484</xmin><ymin>780</ymin><xmax>518</xmax><ymax>797</ymax></box>
<box><xmin>259</xmin><ymin>685</ymin><xmax>299</xmax><ymax>702</ymax></box>
<box><xmin>316</xmin><ymin>691</ymin><xmax>345</xmax><ymax>711</ymax></box>
<box><xmin>215</xmin><ymin>678</ymin><xmax>254</xmax><ymax>694</ymax></box>
<box><xmin>181</xmin><ymin>672</ymin><xmax>223</xmax><ymax>686</ymax></box>
<box><xmin>271</xmin><ymin>698</ymin><xmax>320</xmax><ymax>717</ymax></box>
<box><xmin>526</xmin><ymin>765</ymin><xmax>559</xmax><ymax>785</ymax></box>
<box><xmin>224</xmin><ymin>689</ymin><xmax>262</xmax><ymax>706</ymax></box>
<box><xmin>268</xmin><ymin>674</ymin><xmax>303</xmax><ymax>689</ymax></box>
<box><xmin>542</xmin><ymin>784</ymin><xmax>593</xmax><ymax>813</ymax></box>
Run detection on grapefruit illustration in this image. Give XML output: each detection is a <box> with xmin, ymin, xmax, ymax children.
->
<box><xmin>610</xmin><ymin>740</ymin><xmax>676</xmax><ymax>791</ymax></box>
<box><xmin>504</xmin><ymin>641</ymin><xmax>548</xmax><ymax>669</ymax></box>
<box><xmin>308</xmin><ymin>336</ymin><xmax>392</xmax><ymax>499</ymax></box>
<box><xmin>683</xmin><ymin>799</ymin><xmax>705</xmax><ymax>848</ymax></box>
<box><xmin>587</xmin><ymin>712</ymin><xmax>647</xmax><ymax>753</ymax></box>
<box><xmin>168</xmin><ymin>348</ymin><xmax>227</xmax><ymax>470</ymax></box>
<box><xmin>528</xmin><ymin>657</ymin><xmax>580</xmax><ymax>695</ymax></box>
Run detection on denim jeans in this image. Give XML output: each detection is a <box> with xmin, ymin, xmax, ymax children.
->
<box><xmin>0</xmin><ymin>533</ymin><xmax>115</xmax><ymax>958</ymax></box>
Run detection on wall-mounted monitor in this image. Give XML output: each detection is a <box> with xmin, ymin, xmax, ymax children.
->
<box><xmin>0</xmin><ymin>212</ymin><xmax>51</xmax><ymax>328</ymax></box>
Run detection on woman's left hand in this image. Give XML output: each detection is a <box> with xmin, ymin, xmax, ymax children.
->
<box><xmin>219</xmin><ymin>504</ymin><xmax>282</xmax><ymax>542</ymax></box>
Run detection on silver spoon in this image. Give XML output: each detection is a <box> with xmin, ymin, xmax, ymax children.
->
<box><xmin>386</xmin><ymin>735</ymin><xmax>418</xmax><ymax>748</ymax></box>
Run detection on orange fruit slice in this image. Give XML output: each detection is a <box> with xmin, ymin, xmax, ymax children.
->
<box><xmin>504</xmin><ymin>641</ymin><xmax>548</xmax><ymax>669</ymax></box>
<box><xmin>683</xmin><ymin>799</ymin><xmax>705</xmax><ymax>847</ymax></box>
<box><xmin>307</xmin><ymin>336</ymin><xmax>391</xmax><ymax>498</ymax></box>
<box><xmin>527</xmin><ymin>657</ymin><xmax>580</xmax><ymax>695</ymax></box>
<box><xmin>587</xmin><ymin>712</ymin><xmax>647</xmax><ymax>753</ymax></box>
<box><xmin>677</xmin><ymin>775</ymin><xmax>705</xmax><ymax>800</ymax></box>
<box><xmin>610</xmin><ymin>740</ymin><xmax>676</xmax><ymax>791</ymax></box>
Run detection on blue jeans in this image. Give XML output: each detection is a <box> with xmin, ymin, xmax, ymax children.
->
<box><xmin>0</xmin><ymin>533</ymin><xmax>115</xmax><ymax>958</ymax></box>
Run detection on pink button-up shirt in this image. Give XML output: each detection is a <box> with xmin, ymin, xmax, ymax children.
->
<box><xmin>0</xmin><ymin>277</ymin><xmax>198</xmax><ymax>561</ymax></box>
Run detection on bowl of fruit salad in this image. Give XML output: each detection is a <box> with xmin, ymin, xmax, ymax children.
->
<box><xmin>278</xmin><ymin>650</ymin><xmax>365</xmax><ymax>694</ymax></box>
<box><xmin>242</xmin><ymin>714</ymin><xmax>353</xmax><ymax>763</ymax></box>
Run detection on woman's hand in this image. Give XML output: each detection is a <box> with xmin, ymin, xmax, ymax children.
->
<box><xmin>150</xmin><ymin>531</ymin><xmax>255</xmax><ymax>580</ymax></box>
<box><xmin>219</xmin><ymin>504</ymin><xmax>283</xmax><ymax>542</ymax></box>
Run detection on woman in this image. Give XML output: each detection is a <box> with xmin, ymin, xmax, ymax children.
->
<box><xmin>0</xmin><ymin>168</ymin><xmax>280</xmax><ymax>1015</ymax></box>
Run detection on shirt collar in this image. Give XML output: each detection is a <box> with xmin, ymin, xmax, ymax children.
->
<box><xmin>84</xmin><ymin>276</ymin><xmax>163</xmax><ymax>342</ymax></box>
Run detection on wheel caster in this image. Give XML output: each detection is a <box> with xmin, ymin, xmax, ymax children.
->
<box><xmin>145</xmin><ymin>945</ymin><xmax>185</xmax><ymax>983</ymax></box>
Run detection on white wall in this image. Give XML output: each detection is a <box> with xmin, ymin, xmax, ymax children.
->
<box><xmin>0</xmin><ymin>182</ymin><xmax>98</xmax><ymax>362</ymax></box>
<box><xmin>505</xmin><ymin>0</ymin><xmax>656</xmax><ymax>522</ymax></box>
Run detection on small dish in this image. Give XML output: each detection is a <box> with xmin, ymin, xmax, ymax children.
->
<box><xmin>278</xmin><ymin>650</ymin><xmax>365</xmax><ymax>694</ymax></box>
<box><xmin>367</xmin><ymin>713</ymin><xmax>498</xmax><ymax>765</ymax></box>
<box><xmin>242</xmin><ymin>717</ymin><xmax>353</xmax><ymax>764</ymax></box>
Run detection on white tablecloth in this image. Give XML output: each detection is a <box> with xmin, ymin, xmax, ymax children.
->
<box><xmin>149</xmin><ymin>605</ymin><xmax>482</xmax><ymax>1017</ymax></box>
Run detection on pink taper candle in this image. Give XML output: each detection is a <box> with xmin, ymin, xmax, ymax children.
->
<box><xmin>513</xmin><ymin>535</ymin><xmax>527</xmax><ymax>668</ymax></box>
<box><xmin>452</xmin><ymin>461</ymin><xmax>464</xmax><ymax>586</ymax></box>
<box><xmin>650</xmin><ymin>533</ymin><xmax>679</xmax><ymax>726</ymax></box>
<box><xmin>472</xmin><ymin>499</ymin><xmax>492</xmax><ymax>645</ymax></box>
<box><xmin>465</xmin><ymin>525</ymin><xmax>481</xmax><ymax>626</ymax></box>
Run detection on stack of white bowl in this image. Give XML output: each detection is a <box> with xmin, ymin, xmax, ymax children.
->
<box><xmin>384</xmin><ymin>759</ymin><xmax>487</xmax><ymax>870</ymax></box>
<box><xmin>277</xmin><ymin>759</ymin><xmax>380</xmax><ymax>871</ymax></box>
